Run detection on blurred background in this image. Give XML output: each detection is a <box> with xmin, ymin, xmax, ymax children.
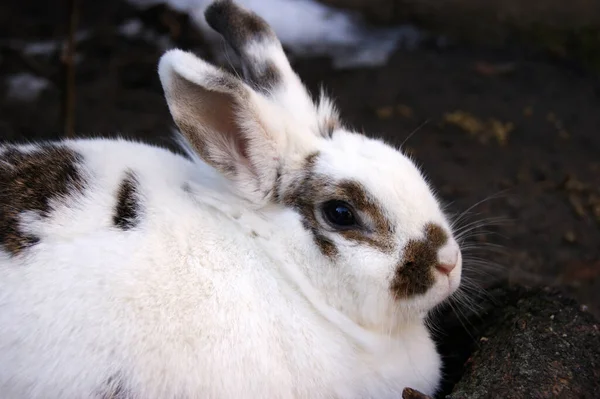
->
<box><xmin>1</xmin><ymin>0</ymin><xmax>599</xmax><ymax>320</ymax></box>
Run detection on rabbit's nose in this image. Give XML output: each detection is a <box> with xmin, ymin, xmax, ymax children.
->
<box><xmin>436</xmin><ymin>245</ymin><xmax>460</xmax><ymax>275</ymax></box>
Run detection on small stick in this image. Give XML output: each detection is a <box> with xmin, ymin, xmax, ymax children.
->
<box><xmin>402</xmin><ymin>387</ymin><xmax>433</xmax><ymax>399</ymax></box>
<box><xmin>61</xmin><ymin>0</ymin><xmax>79</xmax><ymax>138</ymax></box>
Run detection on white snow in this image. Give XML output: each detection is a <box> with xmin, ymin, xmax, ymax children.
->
<box><xmin>118</xmin><ymin>18</ymin><xmax>174</xmax><ymax>50</ymax></box>
<box><xmin>118</xmin><ymin>19</ymin><xmax>144</xmax><ymax>38</ymax></box>
<box><xmin>125</xmin><ymin>0</ymin><xmax>428</xmax><ymax>68</ymax></box>
<box><xmin>6</xmin><ymin>73</ymin><xmax>50</xmax><ymax>102</ymax></box>
<box><xmin>17</xmin><ymin>30</ymin><xmax>91</xmax><ymax>57</ymax></box>
<box><xmin>23</xmin><ymin>40</ymin><xmax>59</xmax><ymax>56</ymax></box>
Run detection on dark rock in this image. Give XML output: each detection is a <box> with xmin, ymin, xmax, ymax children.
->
<box><xmin>439</xmin><ymin>285</ymin><xmax>600</xmax><ymax>399</ymax></box>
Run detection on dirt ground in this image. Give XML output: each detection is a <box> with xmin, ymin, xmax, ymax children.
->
<box><xmin>1</xmin><ymin>0</ymin><xmax>599</xmax><ymax>343</ymax></box>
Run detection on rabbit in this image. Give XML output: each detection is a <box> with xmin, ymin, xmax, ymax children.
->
<box><xmin>0</xmin><ymin>1</ymin><xmax>462</xmax><ymax>398</ymax></box>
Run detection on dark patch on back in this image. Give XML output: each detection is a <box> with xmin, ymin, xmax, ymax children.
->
<box><xmin>0</xmin><ymin>144</ymin><xmax>84</xmax><ymax>256</ymax></box>
<box><xmin>113</xmin><ymin>170</ymin><xmax>141</xmax><ymax>230</ymax></box>
<box><xmin>390</xmin><ymin>223</ymin><xmax>449</xmax><ymax>299</ymax></box>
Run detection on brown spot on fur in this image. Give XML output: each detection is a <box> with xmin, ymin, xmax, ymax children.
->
<box><xmin>425</xmin><ymin>222</ymin><xmax>448</xmax><ymax>248</ymax></box>
<box><xmin>205</xmin><ymin>0</ymin><xmax>274</xmax><ymax>48</ymax></box>
<box><xmin>251</xmin><ymin>61</ymin><xmax>281</xmax><ymax>94</ymax></box>
<box><xmin>390</xmin><ymin>223</ymin><xmax>449</xmax><ymax>299</ymax></box>
<box><xmin>0</xmin><ymin>144</ymin><xmax>84</xmax><ymax>256</ymax></box>
<box><xmin>204</xmin><ymin>1</ymin><xmax>282</xmax><ymax>94</ymax></box>
<box><xmin>113</xmin><ymin>170</ymin><xmax>141</xmax><ymax>230</ymax></box>
<box><xmin>281</xmin><ymin>151</ymin><xmax>394</xmax><ymax>257</ymax></box>
<box><xmin>303</xmin><ymin>151</ymin><xmax>319</xmax><ymax>168</ymax></box>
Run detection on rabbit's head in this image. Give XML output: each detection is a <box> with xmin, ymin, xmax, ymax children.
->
<box><xmin>159</xmin><ymin>0</ymin><xmax>461</xmax><ymax>333</ymax></box>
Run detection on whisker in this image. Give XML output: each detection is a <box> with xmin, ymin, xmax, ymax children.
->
<box><xmin>460</xmin><ymin>242</ymin><xmax>507</xmax><ymax>252</ymax></box>
<box><xmin>463</xmin><ymin>256</ymin><xmax>507</xmax><ymax>270</ymax></box>
<box><xmin>447</xmin><ymin>299</ymin><xmax>477</xmax><ymax>341</ymax></box>
<box><xmin>400</xmin><ymin>119</ymin><xmax>430</xmax><ymax>149</ymax></box>
<box><xmin>453</xmin><ymin>216</ymin><xmax>511</xmax><ymax>235</ymax></box>
<box><xmin>448</xmin><ymin>190</ymin><xmax>512</xmax><ymax>230</ymax></box>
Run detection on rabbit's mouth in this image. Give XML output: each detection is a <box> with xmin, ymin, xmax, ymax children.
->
<box><xmin>428</xmin><ymin>254</ymin><xmax>463</xmax><ymax>309</ymax></box>
<box><xmin>442</xmin><ymin>249</ymin><xmax>463</xmax><ymax>294</ymax></box>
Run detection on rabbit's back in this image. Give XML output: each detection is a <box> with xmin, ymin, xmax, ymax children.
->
<box><xmin>0</xmin><ymin>138</ymin><xmax>298</xmax><ymax>398</ymax></box>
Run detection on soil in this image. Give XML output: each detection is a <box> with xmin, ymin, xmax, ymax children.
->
<box><xmin>1</xmin><ymin>0</ymin><xmax>599</xmax><ymax>396</ymax></box>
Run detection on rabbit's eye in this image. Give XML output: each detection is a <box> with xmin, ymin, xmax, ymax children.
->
<box><xmin>322</xmin><ymin>200</ymin><xmax>357</xmax><ymax>228</ymax></box>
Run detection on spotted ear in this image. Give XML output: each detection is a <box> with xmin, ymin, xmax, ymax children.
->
<box><xmin>205</xmin><ymin>0</ymin><xmax>342</xmax><ymax>138</ymax></box>
<box><xmin>158</xmin><ymin>49</ymin><xmax>286</xmax><ymax>204</ymax></box>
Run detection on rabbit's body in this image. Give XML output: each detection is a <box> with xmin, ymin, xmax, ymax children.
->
<box><xmin>0</xmin><ymin>1</ymin><xmax>463</xmax><ymax>398</ymax></box>
<box><xmin>0</xmin><ymin>138</ymin><xmax>440</xmax><ymax>398</ymax></box>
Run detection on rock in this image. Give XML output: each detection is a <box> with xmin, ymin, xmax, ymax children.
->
<box><xmin>441</xmin><ymin>285</ymin><xmax>600</xmax><ymax>398</ymax></box>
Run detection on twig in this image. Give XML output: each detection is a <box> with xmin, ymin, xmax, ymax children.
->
<box><xmin>402</xmin><ymin>387</ymin><xmax>433</xmax><ymax>399</ymax></box>
<box><xmin>61</xmin><ymin>0</ymin><xmax>79</xmax><ymax>138</ymax></box>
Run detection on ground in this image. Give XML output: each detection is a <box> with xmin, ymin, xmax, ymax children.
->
<box><xmin>1</xmin><ymin>0</ymin><xmax>599</xmax><ymax>389</ymax></box>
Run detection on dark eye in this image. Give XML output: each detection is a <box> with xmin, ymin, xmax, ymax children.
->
<box><xmin>321</xmin><ymin>200</ymin><xmax>357</xmax><ymax>228</ymax></box>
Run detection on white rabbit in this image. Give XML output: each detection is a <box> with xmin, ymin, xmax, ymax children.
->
<box><xmin>0</xmin><ymin>1</ymin><xmax>462</xmax><ymax>398</ymax></box>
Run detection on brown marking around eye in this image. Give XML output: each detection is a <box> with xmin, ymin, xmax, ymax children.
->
<box><xmin>281</xmin><ymin>151</ymin><xmax>395</xmax><ymax>258</ymax></box>
<box><xmin>0</xmin><ymin>144</ymin><xmax>85</xmax><ymax>256</ymax></box>
<box><xmin>282</xmin><ymin>151</ymin><xmax>338</xmax><ymax>258</ymax></box>
<box><xmin>332</xmin><ymin>180</ymin><xmax>395</xmax><ymax>252</ymax></box>
<box><xmin>390</xmin><ymin>223</ymin><xmax>449</xmax><ymax>299</ymax></box>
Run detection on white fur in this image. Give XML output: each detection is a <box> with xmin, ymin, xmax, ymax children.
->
<box><xmin>0</xmin><ymin>2</ymin><xmax>462</xmax><ymax>398</ymax></box>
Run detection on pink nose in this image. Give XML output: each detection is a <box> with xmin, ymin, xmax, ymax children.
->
<box><xmin>436</xmin><ymin>246</ymin><xmax>460</xmax><ymax>275</ymax></box>
<box><xmin>436</xmin><ymin>261</ymin><xmax>457</xmax><ymax>275</ymax></box>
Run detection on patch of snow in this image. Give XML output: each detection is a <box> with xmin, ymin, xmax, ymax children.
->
<box><xmin>16</xmin><ymin>29</ymin><xmax>91</xmax><ymax>58</ymax></box>
<box><xmin>126</xmin><ymin>0</ymin><xmax>428</xmax><ymax>69</ymax></box>
<box><xmin>23</xmin><ymin>40</ymin><xmax>59</xmax><ymax>56</ymax></box>
<box><xmin>118</xmin><ymin>19</ymin><xmax>144</xmax><ymax>37</ymax></box>
<box><xmin>117</xmin><ymin>18</ymin><xmax>174</xmax><ymax>51</ymax></box>
<box><xmin>6</xmin><ymin>73</ymin><xmax>50</xmax><ymax>102</ymax></box>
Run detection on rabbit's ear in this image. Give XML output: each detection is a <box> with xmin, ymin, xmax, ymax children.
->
<box><xmin>205</xmin><ymin>0</ymin><xmax>341</xmax><ymax>138</ymax></box>
<box><xmin>159</xmin><ymin>49</ymin><xmax>287</xmax><ymax>203</ymax></box>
